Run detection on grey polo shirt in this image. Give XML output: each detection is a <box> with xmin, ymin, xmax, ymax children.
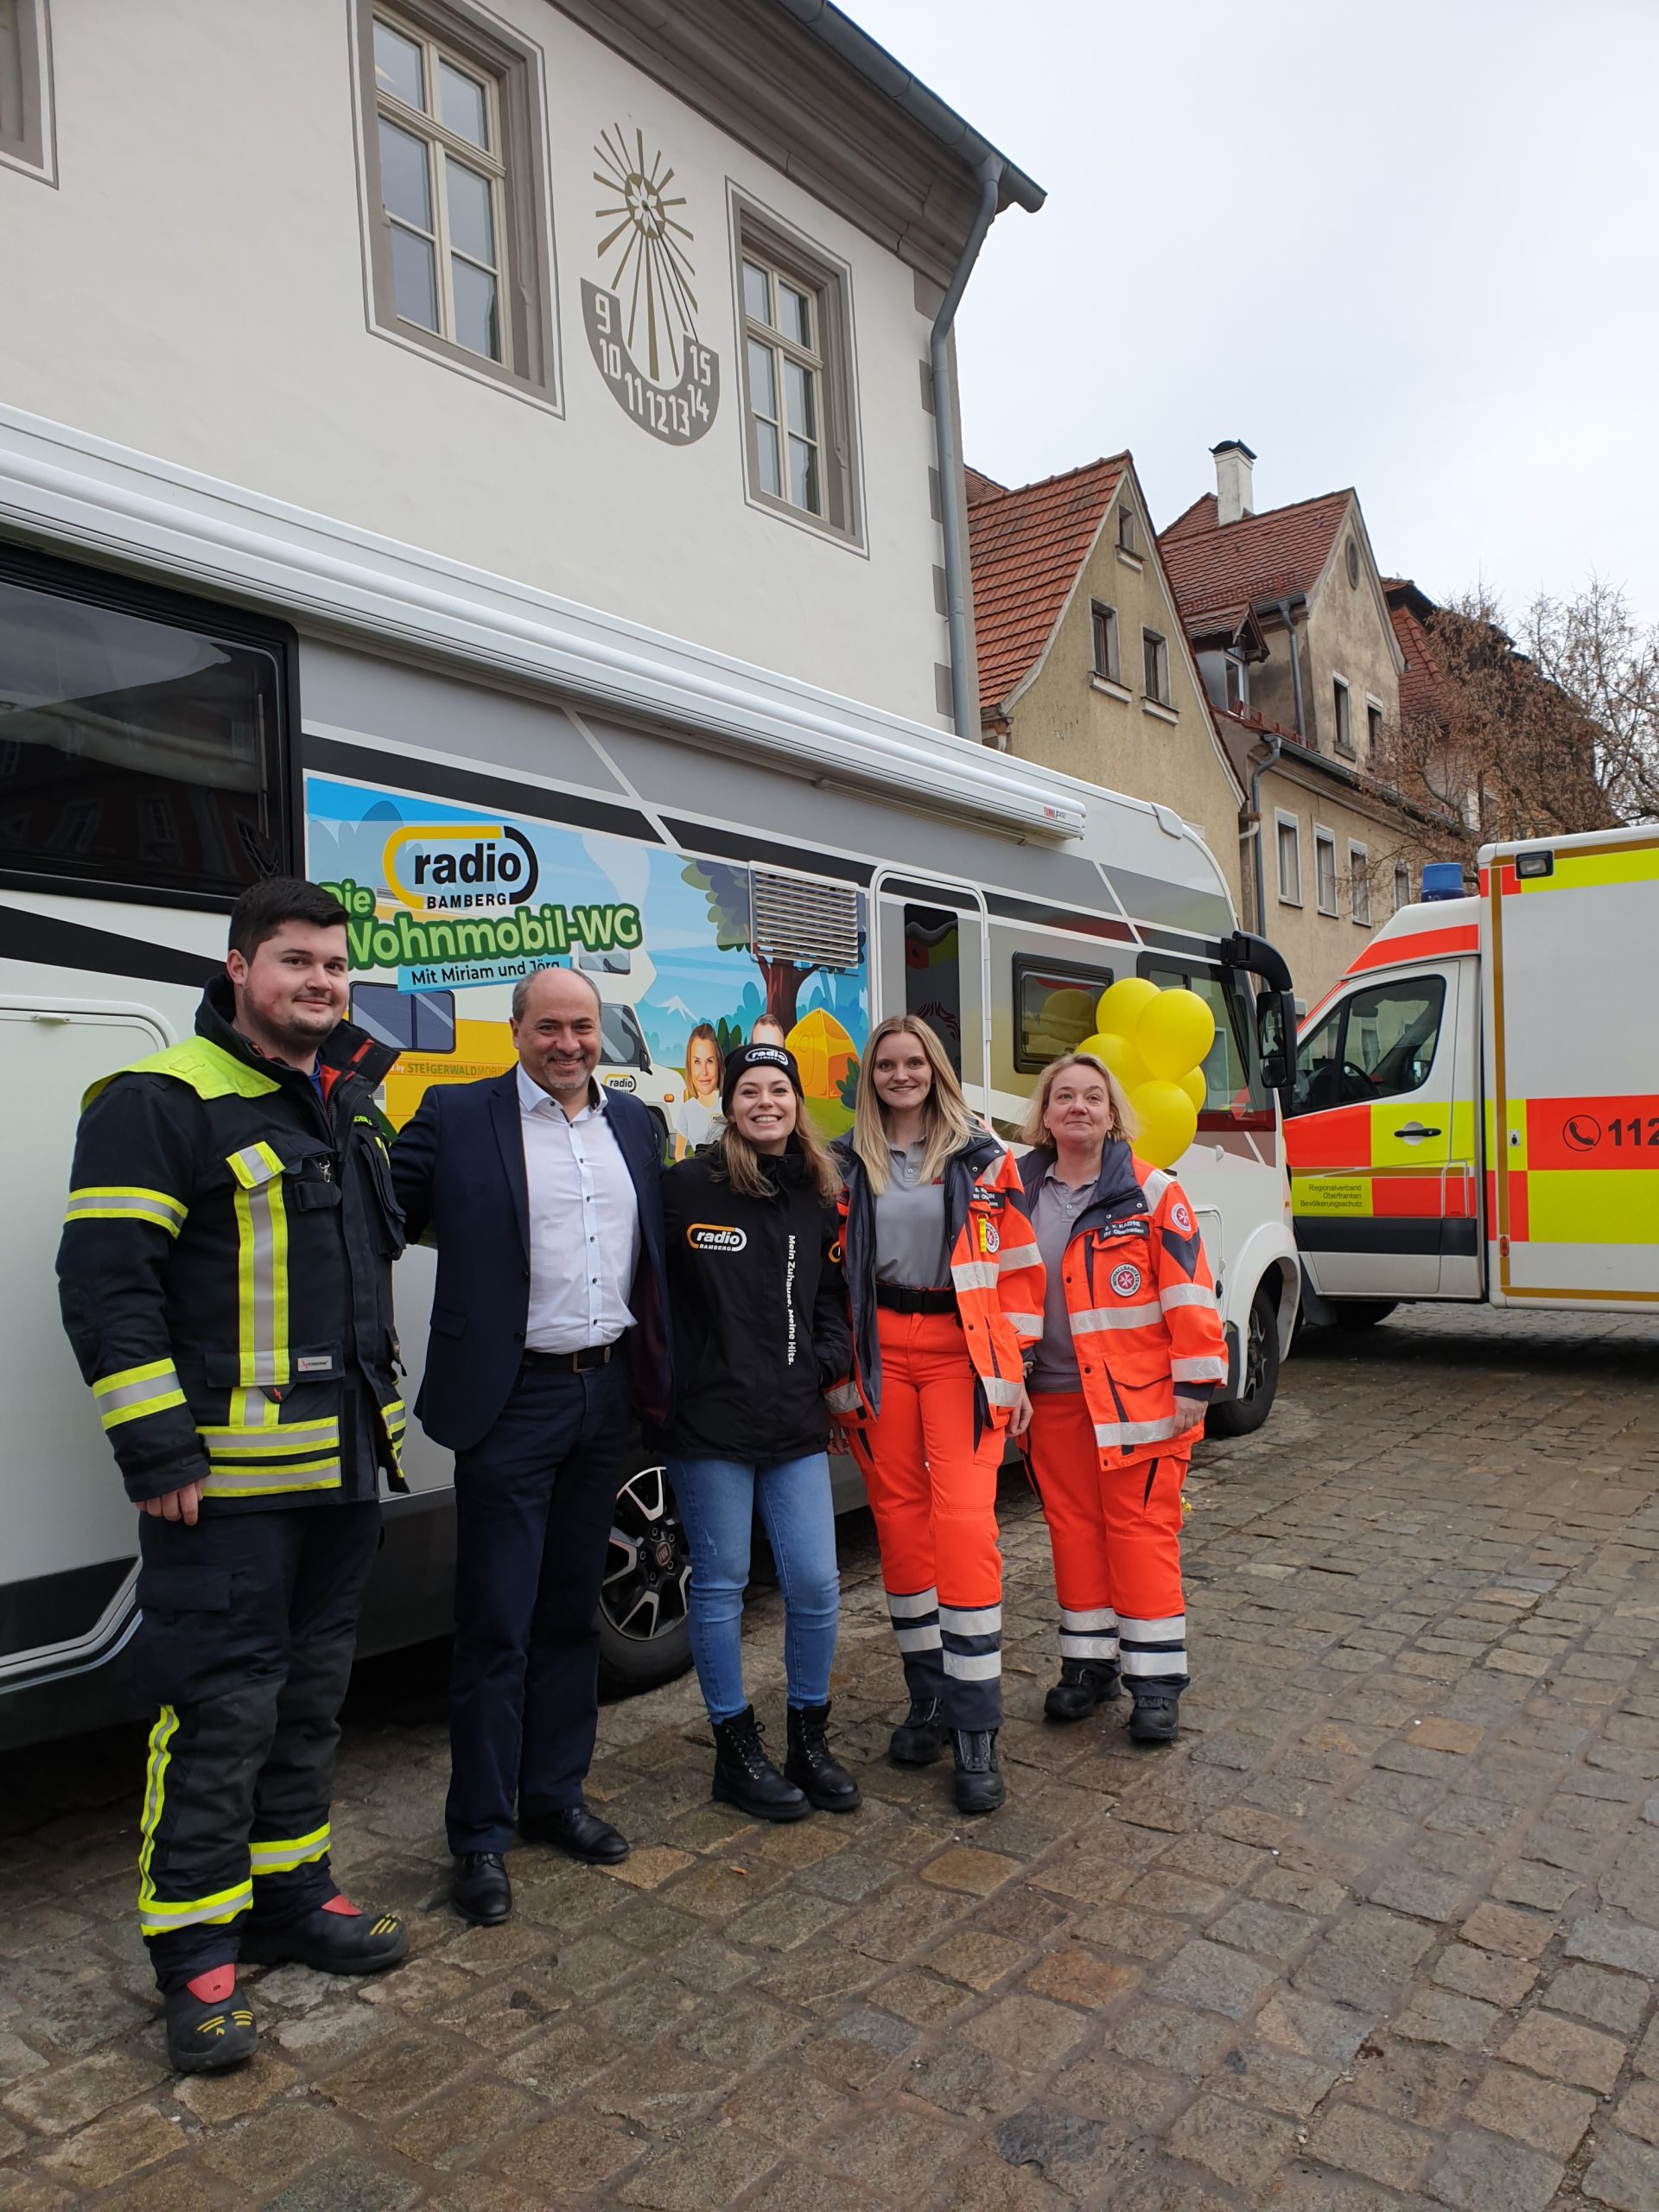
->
<box><xmin>873</xmin><ymin>1141</ymin><xmax>951</xmax><ymax>1288</ymax></box>
<box><xmin>1028</xmin><ymin>1165</ymin><xmax>1094</xmax><ymax>1393</ymax></box>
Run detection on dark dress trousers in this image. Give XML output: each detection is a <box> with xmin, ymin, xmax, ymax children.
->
<box><xmin>391</xmin><ymin>1071</ymin><xmax>670</xmax><ymax>1854</ymax></box>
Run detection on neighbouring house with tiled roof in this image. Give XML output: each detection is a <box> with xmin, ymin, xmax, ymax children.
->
<box><xmin>967</xmin><ymin>453</ymin><xmax>1248</xmax><ymax>910</ymax></box>
<box><xmin>1159</xmin><ymin>442</ymin><xmax>1457</xmax><ymax>1005</ymax></box>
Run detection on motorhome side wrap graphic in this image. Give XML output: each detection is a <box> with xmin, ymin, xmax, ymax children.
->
<box><xmin>305</xmin><ymin>772</ymin><xmax>869</xmax><ymax>1137</ymax></box>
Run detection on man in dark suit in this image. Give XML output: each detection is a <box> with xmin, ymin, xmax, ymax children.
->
<box><xmin>391</xmin><ymin>965</ymin><xmax>670</xmax><ymax>1925</ymax></box>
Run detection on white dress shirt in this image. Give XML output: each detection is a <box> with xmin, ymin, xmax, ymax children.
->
<box><xmin>518</xmin><ymin>1065</ymin><xmax>641</xmax><ymax>1352</ymax></box>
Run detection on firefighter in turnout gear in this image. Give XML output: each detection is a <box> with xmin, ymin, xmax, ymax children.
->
<box><xmin>1013</xmin><ymin>1052</ymin><xmax>1226</xmax><ymax>1745</ymax></box>
<box><xmin>56</xmin><ymin>880</ymin><xmax>410</xmax><ymax>2074</ymax></box>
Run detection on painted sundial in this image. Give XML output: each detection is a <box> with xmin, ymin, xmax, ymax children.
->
<box><xmin>582</xmin><ymin>124</ymin><xmax>720</xmax><ymax>445</ymax></box>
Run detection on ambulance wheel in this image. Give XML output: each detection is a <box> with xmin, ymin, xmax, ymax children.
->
<box><xmin>1329</xmin><ymin>1300</ymin><xmax>1396</xmax><ymax>1328</ymax></box>
<box><xmin>598</xmin><ymin>1452</ymin><xmax>694</xmax><ymax>1694</ymax></box>
<box><xmin>1205</xmin><ymin>1281</ymin><xmax>1281</xmax><ymax>1438</ymax></box>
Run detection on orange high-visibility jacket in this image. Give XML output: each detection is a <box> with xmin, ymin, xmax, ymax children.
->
<box><xmin>1016</xmin><ymin>1148</ymin><xmax>1226</xmax><ymax>1461</ymax></box>
<box><xmin>829</xmin><ymin>1132</ymin><xmax>1045</xmax><ymax>1433</ymax></box>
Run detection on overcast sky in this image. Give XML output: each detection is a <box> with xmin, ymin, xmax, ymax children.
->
<box><xmin>849</xmin><ymin>0</ymin><xmax>1659</xmax><ymax>624</ymax></box>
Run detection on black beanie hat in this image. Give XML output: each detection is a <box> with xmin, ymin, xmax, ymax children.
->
<box><xmin>721</xmin><ymin>1041</ymin><xmax>803</xmax><ymax>1113</ymax></box>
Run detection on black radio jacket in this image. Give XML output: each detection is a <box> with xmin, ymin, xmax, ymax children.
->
<box><xmin>660</xmin><ymin>1142</ymin><xmax>851</xmax><ymax>1465</ymax></box>
<box><xmin>56</xmin><ymin>975</ymin><xmax>406</xmax><ymax>1512</ymax></box>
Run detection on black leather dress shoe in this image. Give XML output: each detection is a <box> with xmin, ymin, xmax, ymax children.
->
<box><xmin>519</xmin><ymin>1803</ymin><xmax>629</xmax><ymax>1865</ymax></box>
<box><xmin>453</xmin><ymin>1851</ymin><xmax>512</xmax><ymax>1924</ymax></box>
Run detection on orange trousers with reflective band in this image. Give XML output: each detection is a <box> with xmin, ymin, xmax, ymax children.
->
<box><xmin>1025</xmin><ymin>1389</ymin><xmax>1190</xmax><ymax>1685</ymax></box>
<box><xmin>851</xmin><ymin>1309</ymin><xmax>1005</xmax><ymax>1730</ymax></box>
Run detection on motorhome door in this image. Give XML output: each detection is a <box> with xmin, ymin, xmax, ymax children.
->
<box><xmin>871</xmin><ymin>874</ymin><xmax>989</xmax><ymax>1114</ymax></box>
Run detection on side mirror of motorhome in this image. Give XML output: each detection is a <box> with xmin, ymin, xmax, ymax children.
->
<box><xmin>1256</xmin><ymin>988</ymin><xmax>1295</xmax><ymax>1095</ymax></box>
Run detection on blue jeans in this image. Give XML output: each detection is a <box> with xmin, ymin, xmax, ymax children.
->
<box><xmin>669</xmin><ymin>1453</ymin><xmax>841</xmax><ymax>1723</ymax></box>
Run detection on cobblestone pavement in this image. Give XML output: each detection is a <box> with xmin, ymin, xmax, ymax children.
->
<box><xmin>4</xmin><ymin>1305</ymin><xmax>1659</xmax><ymax>2212</ymax></box>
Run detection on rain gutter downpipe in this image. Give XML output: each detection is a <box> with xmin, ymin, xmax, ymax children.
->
<box><xmin>932</xmin><ymin>153</ymin><xmax>1003</xmax><ymax>740</ymax></box>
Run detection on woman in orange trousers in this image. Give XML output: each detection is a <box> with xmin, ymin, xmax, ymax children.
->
<box><xmin>829</xmin><ymin>1017</ymin><xmax>1043</xmax><ymax>1812</ymax></box>
<box><xmin>1013</xmin><ymin>1053</ymin><xmax>1226</xmax><ymax>1744</ymax></box>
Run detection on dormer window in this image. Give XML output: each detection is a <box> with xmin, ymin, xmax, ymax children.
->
<box><xmin>1224</xmin><ymin>656</ymin><xmax>1249</xmax><ymax>713</ymax></box>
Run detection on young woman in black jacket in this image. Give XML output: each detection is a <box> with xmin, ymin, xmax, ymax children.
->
<box><xmin>661</xmin><ymin>1043</ymin><xmax>859</xmax><ymax>1821</ymax></box>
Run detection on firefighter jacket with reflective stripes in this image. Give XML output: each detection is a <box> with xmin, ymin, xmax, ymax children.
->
<box><xmin>56</xmin><ymin>976</ymin><xmax>407</xmax><ymax>1511</ymax></box>
<box><xmin>1014</xmin><ymin>1141</ymin><xmax>1226</xmax><ymax>1463</ymax></box>
<box><xmin>830</xmin><ymin>1130</ymin><xmax>1044</xmax><ymax>1436</ymax></box>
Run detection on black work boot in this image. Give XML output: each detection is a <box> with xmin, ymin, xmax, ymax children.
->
<box><xmin>950</xmin><ymin>1728</ymin><xmax>1006</xmax><ymax>1815</ymax></box>
<box><xmin>163</xmin><ymin>1967</ymin><xmax>257</xmax><ymax>2074</ymax></box>
<box><xmin>784</xmin><ymin>1701</ymin><xmax>861</xmax><ymax>1813</ymax></box>
<box><xmin>1044</xmin><ymin>1657</ymin><xmax>1122</xmax><ymax>1723</ymax></box>
<box><xmin>889</xmin><ymin>1695</ymin><xmax>947</xmax><ymax>1766</ymax></box>
<box><xmin>1127</xmin><ymin>1679</ymin><xmax>1183</xmax><ymax>1745</ymax></box>
<box><xmin>711</xmin><ymin>1706</ymin><xmax>810</xmax><ymax>1821</ymax></box>
<box><xmin>239</xmin><ymin>1897</ymin><xmax>408</xmax><ymax>1974</ymax></box>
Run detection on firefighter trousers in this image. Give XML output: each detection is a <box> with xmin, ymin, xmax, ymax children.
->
<box><xmin>853</xmin><ymin>1309</ymin><xmax>1006</xmax><ymax>1731</ymax></box>
<box><xmin>1025</xmin><ymin>1389</ymin><xmax>1189</xmax><ymax>1686</ymax></box>
<box><xmin>131</xmin><ymin>1499</ymin><xmax>382</xmax><ymax>1992</ymax></box>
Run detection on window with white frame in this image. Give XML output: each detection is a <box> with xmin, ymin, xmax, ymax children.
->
<box><xmin>1349</xmin><ymin>840</ymin><xmax>1371</xmax><ymax>924</ymax></box>
<box><xmin>1332</xmin><ymin>676</ymin><xmax>1354</xmax><ymax>753</ymax></box>
<box><xmin>1141</xmin><ymin>629</ymin><xmax>1170</xmax><ymax>705</ymax></box>
<box><xmin>1276</xmin><ymin>812</ymin><xmax>1301</xmax><ymax>906</ymax></box>
<box><xmin>1224</xmin><ymin>655</ymin><xmax>1249</xmax><ymax>713</ymax></box>
<box><xmin>357</xmin><ymin>3</ymin><xmax>554</xmax><ymax>395</ymax></box>
<box><xmin>735</xmin><ymin>206</ymin><xmax>860</xmax><ymax>543</ymax></box>
<box><xmin>1117</xmin><ymin>507</ymin><xmax>1138</xmax><ymax>556</ymax></box>
<box><xmin>1314</xmin><ymin>827</ymin><xmax>1338</xmax><ymax>915</ymax></box>
<box><xmin>1393</xmin><ymin>861</ymin><xmax>1412</xmax><ymax>911</ymax></box>
<box><xmin>0</xmin><ymin>0</ymin><xmax>51</xmax><ymax>179</ymax></box>
<box><xmin>1090</xmin><ymin>601</ymin><xmax>1120</xmax><ymax>683</ymax></box>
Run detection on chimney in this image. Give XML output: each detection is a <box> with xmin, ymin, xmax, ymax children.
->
<box><xmin>1211</xmin><ymin>439</ymin><xmax>1256</xmax><ymax>526</ymax></box>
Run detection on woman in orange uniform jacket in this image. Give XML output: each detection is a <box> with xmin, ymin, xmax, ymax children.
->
<box><xmin>1013</xmin><ymin>1052</ymin><xmax>1226</xmax><ymax>1745</ymax></box>
<box><xmin>829</xmin><ymin>1016</ymin><xmax>1044</xmax><ymax>1813</ymax></box>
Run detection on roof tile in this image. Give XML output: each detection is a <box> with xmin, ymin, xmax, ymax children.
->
<box><xmin>1158</xmin><ymin>487</ymin><xmax>1354</xmax><ymax>617</ymax></box>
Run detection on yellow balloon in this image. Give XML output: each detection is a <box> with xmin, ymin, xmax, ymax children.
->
<box><xmin>1178</xmin><ymin>1065</ymin><xmax>1209</xmax><ymax>1112</ymax></box>
<box><xmin>1095</xmin><ymin>976</ymin><xmax>1160</xmax><ymax>1038</ymax></box>
<box><xmin>1136</xmin><ymin>987</ymin><xmax>1217</xmax><ymax>1081</ymax></box>
<box><xmin>1078</xmin><ymin>1031</ymin><xmax>1149</xmax><ymax>1093</ymax></box>
<box><xmin>1129</xmin><ymin>1079</ymin><xmax>1198</xmax><ymax>1169</ymax></box>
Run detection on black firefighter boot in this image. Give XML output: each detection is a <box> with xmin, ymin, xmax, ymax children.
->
<box><xmin>1044</xmin><ymin>1657</ymin><xmax>1122</xmax><ymax>1723</ymax></box>
<box><xmin>163</xmin><ymin>1965</ymin><xmax>258</xmax><ymax>2075</ymax></box>
<box><xmin>784</xmin><ymin>1701</ymin><xmax>861</xmax><ymax>1813</ymax></box>
<box><xmin>950</xmin><ymin>1729</ymin><xmax>1006</xmax><ymax>1815</ymax></box>
<box><xmin>1127</xmin><ymin>1678</ymin><xmax>1184</xmax><ymax>1745</ymax></box>
<box><xmin>711</xmin><ymin>1706</ymin><xmax>810</xmax><ymax>1821</ymax></box>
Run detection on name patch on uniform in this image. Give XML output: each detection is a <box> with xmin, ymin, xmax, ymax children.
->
<box><xmin>1170</xmin><ymin>1201</ymin><xmax>1194</xmax><ymax>1235</ymax></box>
<box><xmin>687</xmin><ymin>1224</ymin><xmax>747</xmax><ymax>1253</ymax></box>
<box><xmin>1109</xmin><ymin>1262</ymin><xmax>1143</xmax><ymax>1298</ymax></box>
<box><xmin>970</xmin><ymin>1185</ymin><xmax>1006</xmax><ymax>1210</ymax></box>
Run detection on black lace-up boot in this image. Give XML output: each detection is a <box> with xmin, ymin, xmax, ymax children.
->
<box><xmin>711</xmin><ymin>1706</ymin><xmax>810</xmax><ymax>1821</ymax></box>
<box><xmin>950</xmin><ymin>1728</ymin><xmax>1006</xmax><ymax>1815</ymax></box>
<box><xmin>784</xmin><ymin>1701</ymin><xmax>861</xmax><ymax>1812</ymax></box>
<box><xmin>888</xmin><ymin>1695</ymin><xmax>947</xmax><ymax>1766</ymax></box>
<box><xmin>1044</xmin><ymin>1657</ymin><xmax>1122</xmax><ymax>1723</ymax></box>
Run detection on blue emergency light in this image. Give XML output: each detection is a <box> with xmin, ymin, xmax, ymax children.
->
<box><xmin>1420</xmin><ymin>862</ymin><xmax>1465</xmax><ymax>902</ymax></box>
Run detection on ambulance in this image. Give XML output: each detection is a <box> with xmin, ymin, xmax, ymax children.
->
<box><xmin>1282</xmin><ymin>826</ymin><xmax>1659</xmax><ymax>1324</ymax></box>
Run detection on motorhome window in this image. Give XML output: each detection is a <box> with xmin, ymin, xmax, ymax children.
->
<box><xmin>903</xmin><ymin>903</ymin><xmax>963</xmax><ymax>1077</ymax></box>
<box><xmin>0</xmin><ymin>562</ymin><xmax>289</xmax><ymax>900</ymax></box>
<box><xmin>351</xmin><ymin>982</ymin><xmax>456</xmax><ymax>1053</ymax></box>
<box><xmin>1014</xmin><ymin>956</ymin><xmax>1113</xmax><ymax>1073</ymax></box>
<box><xmin>0</xmin><ymin>0</ymin><xmax>50</xmax><ymax>176</ymax></box>
<box><xmin>600</xmin><ymin>1001</ymin><xmax>649</xmax><ymax>1071</ymax></box>
<box><xmin>1138</xmin><ymin>957</ymin><xmax>1267</xmax><ymax>1117</ymax></box>
<box><xmin>1288</xmin><ymin>974</ymin><xmax>1445</xmax><ymax>1116</ymax></box>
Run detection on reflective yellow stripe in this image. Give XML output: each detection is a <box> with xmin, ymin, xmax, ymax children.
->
<box><xmin>136</xmin><ymin>1704</ymin><xmax>176</xmax><ymax>1915</ymax></box>
<box><xmin>65</xmin><ymin>1186</ymin><xmax>187</xmax><ymax>1236</ymax></box>
<box><xmin>196</xmin><ymin>1418</ymin><xmax>340</xmax><ymax>1459</ymax></box>
<box><xmin>134</xmin><ymin>1709</ymin><xmax>252</xmax><ymax>1932</ymax></box>
<box><xmin>200</xmin><ymin>1464</ymin><xmax>342</xmax><ymax>1497</ymax></box>
<box><xmin>226</xmin><ymin>1141</ymin><xmax>285</xmax><ymax>1189</ymax></box>
<box><xmin>1528</xmin><ymin>1170</ymin><xmax>1659</xmax><ymax>1246</ymax></box>
<box><xmin>93</xmin><ymin>1359</ymin><xmax>188</xmax><ymax>1430</ymax></box>
<box><xmin>233</xmin><ymin>1168</ymin><xmax>289</xmax><ymax>1387</ymax></box>
<box><xmin>249</xmin><ymin>1822</ymin><xmax>330</xmax><ymax>1875</ymax></box>
<box><xmin>137</xmin><ymin>1881</ymin><xmax>253</xmax><ymax>1936</ymax></box>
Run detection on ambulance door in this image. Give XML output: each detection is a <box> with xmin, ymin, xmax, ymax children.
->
<box><xmin>871</xmin><ymin>873</ymin><xmax>988</xmax><ymax>1116</ymax></box>
<box><xmin>1285</xmin><ymin>963</ymin><xmax>1474</xmax><ymax>1298</ymax></box>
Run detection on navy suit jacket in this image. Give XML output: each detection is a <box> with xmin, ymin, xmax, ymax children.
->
<box><xmin>391</xmin><ymin>1070</ymin><xmax>671</xmax><ymax>1453</ymax></box>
